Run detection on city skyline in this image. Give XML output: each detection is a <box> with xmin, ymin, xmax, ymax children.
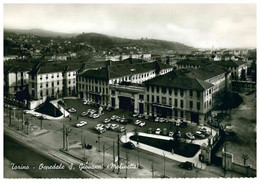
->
<box><xmin>4</xmin><ymin>4</ymin><xmax>256</xmax><ymax>49</ymax></box>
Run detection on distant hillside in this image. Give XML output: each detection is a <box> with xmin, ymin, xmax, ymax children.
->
<box><xmin>5</xmin><ymin>28</ymin><xmax>196</xmax><ymax>53</ymax></box>
<box><xmin>4</xmin><ymin>28</ymin><xmax>78</xmax><ymax>38</ymax></box>
<box><xmin>73</xmin><ymin>33</ymin><xmax>196</xmax><ymax>53</ymax></box>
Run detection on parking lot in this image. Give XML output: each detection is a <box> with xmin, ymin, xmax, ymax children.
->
<box><xmin>63</xmin><ymin>98</ymin><xmax>212</xmax><ymax>143</ymax></box>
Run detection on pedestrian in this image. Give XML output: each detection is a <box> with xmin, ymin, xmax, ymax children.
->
<box><xmin>70</xmin><ymin>117</ymin><xmax>72</xmax><ymax>122</ymax></box>
<box><xmin>77</xmin><ymin>116</ymin><xmax>79</xmax><ymax>120</ymax></box>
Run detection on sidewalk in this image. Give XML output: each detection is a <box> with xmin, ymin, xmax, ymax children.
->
<box><xmin>4</xmin><ymin>113</ymin><xmax>245</xmax><ymax>178</ymax></box>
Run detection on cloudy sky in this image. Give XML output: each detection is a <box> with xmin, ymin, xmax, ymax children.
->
<box><xmin>4</xmin><ymin>4</ymin><xmax>256</xmax><ymax>48</ymax></box>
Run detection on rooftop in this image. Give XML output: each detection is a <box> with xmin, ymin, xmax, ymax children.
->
<box><xmin>144</xmin><ymin>70</ymin><xmax>213</xmax><ymax>91</ymax></box>
<box><xmin>176</xmin><ymin>59</ymin><xmax>211</xmax><ymax>67</ymax></box>
<box><xmin>79</xmin><ymin>61</ymin><xmax>173</xmax><ymax>80</ymax></box>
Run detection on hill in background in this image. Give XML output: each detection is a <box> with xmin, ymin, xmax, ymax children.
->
<box><xmin>4</xmin><ymin>28</ymin><xmax>197</xmax><ymax>54</ymax></box>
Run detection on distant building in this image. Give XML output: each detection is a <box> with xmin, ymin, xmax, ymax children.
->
<box><xmin>213</xmin><ymin>60</ymin><xmax>247</xmax><ymax>80</ymax></box>
<box><xmin>4</xmin><ymin>55</ymin><xmax>18</xmax><ymax>61</ymax></box>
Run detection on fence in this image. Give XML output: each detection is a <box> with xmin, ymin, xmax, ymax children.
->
<box><xmin>222</xmin><ymin>151</ymin><xmax>256</xmax><ymax>177</ymax></box>
<box><xmin>4</xmin><ymin>97</ymin><xmax>26</xmax><ymax>109</ymax></box>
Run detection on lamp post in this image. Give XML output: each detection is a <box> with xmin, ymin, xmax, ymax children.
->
<box><xmin>163</xmin><ymin>152</ymin><xmax>166</xmax><ymax>178</ymax></box>
<box><xmin>25</xmin><ymin>121</ymin><xmax>30</xmax><ymax>135</ymax></box>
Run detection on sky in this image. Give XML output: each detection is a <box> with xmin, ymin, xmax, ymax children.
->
<box><xmin>4</xmin><ymin>4</ymin><xmax>257</xmax><ymax>49</ymax></box>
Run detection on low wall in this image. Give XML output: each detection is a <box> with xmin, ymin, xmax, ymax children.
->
<box><xmin>222</xmin><ymin>151</ymin><xmax>256</xmax><ymax>177</ymax></box>
<box><xmin>4</xmin><ymin>97</ymin><xmax>26</xmax><ymax>108</ymax></box>
<box><xmin>232</xmin><ymin>162</ymin><xmax>256</xmax><ymax>177</ymax></box>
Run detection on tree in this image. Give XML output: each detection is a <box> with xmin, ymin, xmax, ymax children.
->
<box><xmin>213</xmin><ymin>90</ymin><xmax>243</xmax><ymax>118</ymax></box>
<box><xmin>242</xmin><ymin>154</ymin><xmax>249</xmax><ymax>166</ymax></box>
<box><xmin>240</xmin><ymin>69</ymin><xmax>246</xmax><ymax>81</ymax></box>
<box><xmin>63</xmin><ymin>125</ymin><xmax>72</xmax><ymax>151</ymax></box>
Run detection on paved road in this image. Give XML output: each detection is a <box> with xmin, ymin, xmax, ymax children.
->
<box><xmin>4</xmin><ymin>134</ymin><xmax>89</xmax><ymax>178</ymax></box>
<box><xmin>4</xmin><ymin>102</ymin><xmax>243</xmax><ymax>178</ymax></box>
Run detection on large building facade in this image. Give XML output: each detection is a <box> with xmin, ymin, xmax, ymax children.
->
<box><xmin>77</xmin><ymin>61</ymin><xmax>173</xmax><ymax>112</ymax></box>
<box><xmin>28</xmin><ymin>64</ymin><xmax>78</xmax><ymax>100</ymax></box>
<box><xmin>4</xmin><ymin>67</ymin><xmax>29</xmax><ymax>99</ymax></box>
<box><xmin>144</xmin><ymin>72</ymin><xmax>214</xmax><ymax>124</ymax></box>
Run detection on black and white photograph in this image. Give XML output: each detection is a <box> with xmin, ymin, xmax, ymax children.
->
<box><xmin>2</xmin><ymin>1</ymin><xmax>257</xmax><ymax>180</ymax></box>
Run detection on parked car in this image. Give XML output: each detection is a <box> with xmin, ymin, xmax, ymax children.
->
<box><xmin>195</xmin><ymin>131</ymin><xmax>205</xmax><ymax>138</ymax></box>
<box><xmin>199</xmin><ymin>127</ymin><xmax>208</xmax><ymax>133</ymax></box>
<box><xmin>104</xmin><ymin>118</ymin><xmax>111</xmax><ymax>124</ymax></box>
<box><xmin>155</xmin><ymin>117</ymin><xmax>160</xmax><ymax>122</ymax></box>
<box><xmin>179</xmin><ymin>161</ymin><xmax>194</xmax><ymax>170</ymax></box>
<box><xmin>120</xmin><ymin>117</ymin><xmax>126</xmax><ymax>123</ymax></box>
<box><xmin>185</xmin><ymin>132</ymin><xmax>195</xmax><ymax>140</ymax></box>
<box><xmin>118</xmin><ymin>126</ymin><xmax>126</xmax><ymax>133</ymax></box>
<box><xmin>138</xmin><ymin>114</ymin><xmax>143</xmax><ymax>118</ymax></box>
<box><xmin>90</xmin><ymin>109</ymin><xmax>96</xmax><ymax>114</ymax></box>
<box><xmin>155</xmin><ymin>128</ymin><xmax>161</xmax><ymax>135</ymax></box>
<box><xmin>176</xmin><ymin>131</ymin><xmax>182</xmax><ymax>138</ymax></box>
<box><xmin>139</xmin><ymin>122</ymin><xmax>146</xmax><ymax>127</ymax></box>
<box><xmin>159</xmin><ymin>118</ymin><xmax>166</xmax><ymax>123</ymax></box>
<box><xmin>98</xmin><ymin>127</ymin><xmax>106</xmax><ymax>134</ymax></box>
<box><xmin>68</xmin><ymin>108</ymin><xmax>76</xmax><ymax>113</ymax></box>
<box><xmin>95</xmin><ymin>124</ymin><xmax>104</xmax><ymax>130</ymax></box>
<box><xmin>169</xmin><ymin>131</ymin><xmax>174</xmax><ymax>137</ymax></box>
<box><xmin>92</xmin><ymin>114</ymin><xmax>100</xmax><ymax>119</ymax></box>
<box><xmin>82</xmin><ymin>112</ymin><xmax>88</xmax><ymax>116</ymax></box>
<box><xmin>105</xmin><ymin>123</ymin><xmax>111</xmax><ymax>130</ymax></box>
<box><xmin>132</xmin><ymin>113</ymin><xmax>139</xmax><ymax>117</ymax></box>
<box><xmin>162</xmin><ymin>128</ymin><xmax>168</xmax><ymax>135</ymax></box>
<box><xmin>106</xmin><ymin>106</ymin><xmax>114</xmax><ymax>111</ymax></box>
<box><xmin>111</xmin><ymin>115</ymin><xmax>118</xmax><ymax>120</ymax></box>
<box><xmin>122</xmin><ymin>142</ymin><xmax>135</xmax><ymax>149</ymax></box>
<box><xmin>110</xmin><ymin>124</ymin><xmax>119</xmax><ymax>130</ymax></box>
<box><xmin>83</xmin><ymin>100</ymin><xmax>89</xmax><ymax>105</ymax></box>
<box><xmin>175</xmin><ymin>119</ymin><xmax>181</xmax><ymax>126</ymax></box>
<box><xmin>199</xmin><ymin>127</ymin><xmax>211</xmax><ymax>135</ymax></box>
<box><xmin>134</xmin><ymin>120</ymin><xmax>142</xmax><ymax>125</ymax></box>
<box><xmin>116</xmin><ymin>117</ymin><xmax>121</xmax><ymax>122</ymax></box>
<box><xmin>76</xmin><ymin>121</ymin><xmax>87</xmax><ymax>127</ymax></box>
<box><xmin>148</xmin><ymin>128</ymin><xmax>153</xmax><ymax>134</ymax></box>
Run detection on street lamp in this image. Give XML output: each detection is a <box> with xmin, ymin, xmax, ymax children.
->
<box><xmin>25</xmin><ymin>121</ymin><xmax>30</xmax><ymax>135</ymax></box>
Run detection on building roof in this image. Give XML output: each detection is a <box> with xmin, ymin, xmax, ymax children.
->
<box><xmin>176</xmin><ymin>64</ymin><xmax>228</xmax><ymax>81</ymax></box>
<box><xmin>144</xmin><ymin>71</ymin><xmax>213</xmax><ymax>91</ymax></box>
<box><xmin>79</xmin><ymin>61</ymin><xmax>173</xmax><ymax>80</ymax></box>
<box><xmin>213</xmin><ymin>60</ymin><xmax>246</xmax><ymax>68</ymax></box>
<box><xmin>79</xmin><ymin>67</ymin><xmax>109</xmax><ymax>80</ymax></box>
<box><xmin>176</xmin><ymin>59</ymin><xmax>211</xmax><ymax>67</ymax></box>
<box><xmin>29</xmin><ymin>62</ymin><xmax>81</xmax><ymax>75</ymax></box>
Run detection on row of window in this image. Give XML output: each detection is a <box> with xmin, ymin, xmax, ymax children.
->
<box><xmin>78</xmin><ymin>77</ymin><xmax>108</xmax><ymax>86</ymax></box>
<box><xmin>146</xmin><ymin>94</ymin><xmax>202</xmax><ymax>110</ymax></box>
<box><xmin>32</xmin><ymin>79</ymin><xmax>76</xmax><ymax>88</ymax></box>
<box><xmin>146</xmin><ymin>86</ymin><xmax>202</xmax><ymax>98</ymax></box>
<box><xmin>111</xmin><ymin>71</ymin><xmax>155</xmax><ymax>84</ymax></box>
<box><xmin>79</xmin><ymin>84</ymin><xmax>109</xmax><ymax>95</ymax></box>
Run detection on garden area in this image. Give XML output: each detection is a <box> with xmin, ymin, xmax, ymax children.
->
<box><xmin>130</xmin><ymin>134</ymin><xmax>200</xmax><ymax>157</ymax></box>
